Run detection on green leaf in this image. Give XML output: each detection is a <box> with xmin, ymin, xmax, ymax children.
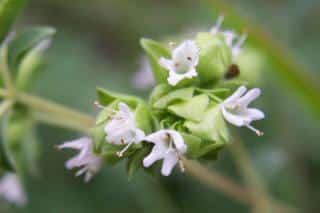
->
<box><xmin>195</xmin><ymin>32</ymin><xmax>232</xmax><ymax>86</ymax></box>
<box><xmin>153</xmin><ymin>87</ymin><xmax>194</xmax><ymax>109</ymax></box>
<box><xmin>184</xmin><ymin>104</ymin><xmax>229</xmax><ymax>143</ymax></box>
<box><xmin>140</xmin><ymin>38</ymin><xmax>170</xmax><ymax>84</ymax></box>
<box><xmin>168</xmin><ymin>94</ymin><xmax>209</xmax><ymax>122</ymax></box>
<box><xmin>90</xmin><ymin>124</ymin><xmax>106</xmax><ymax>154</ymax></box>
<box><xmin>0</xmin><ymin>0</ymin><xmax>26</xmax><ymax>43</ymax></box>
<box><xmin>6</xmin><ymin>27</ymin><xmax>55</xmax><ymax>74</ymax></box>
<box><xmin>126</xmin><ymin>145</ymin><xmax>151</xmax><ymax>178</ymax></box>
<box><xmin>134</xmin><ymin>102</ymin><xmax>154</xmax><ymax>134</ymax></box>
<box><xmin>1</xmin><ymin>107</ymin><xmax>40</xmax><ymax>176</ymax></box>
<box><xmin>149</xmin><ymin>83</ymin><xmax>172</xmax><ymax>106</ymax></box>
<box><xmin>16</xmin><ymin>39</ymin><xmax>52</xmax><ymax>90</ymax></box>
<box><xmin>96</xmin><ymin>87</ymin><xmax>141</xmax><ymax>107</ymax></box>
<box><xmin>198</xmin><ymin>141</ymin><xmax>226</xmax><ymax>160</ymax></box>
<box><xmin>181</xmin><ymin>133</ymin><xmax>202</xmax><ymax>159</ymax></box>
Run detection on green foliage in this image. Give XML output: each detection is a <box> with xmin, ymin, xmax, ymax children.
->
<box><xmin>140</xmin><ymin>38</ymin><xmax>170</xmax><ymax>84</ymax></box>
<box><xmin>0</xmin><ymin>0</ymin><xmax>26</xmax><ymax>43</ymax></box>
<box><xmin>1</xmin><ymin>106</ymin><xmax>40</xmax><ymax>177</ymax></box>
<box><xmin>6</xmin><ymin>27</ymin><xmax>55</xmax><ymax>74</ymax></box>
<box><xmin>195</xmin><ymin>32</ymin><xmax>232</xmax><ymax>86</ymax></box>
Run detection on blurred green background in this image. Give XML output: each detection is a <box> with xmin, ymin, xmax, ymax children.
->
<box><xmin>2</xmin><ymin>0</ymin><xmax>319</xmax><ymax>212</ymax></box>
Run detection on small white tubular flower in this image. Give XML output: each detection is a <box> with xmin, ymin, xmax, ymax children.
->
<box><xmin>0</xmin><ymin>173</ymin><xmax>27</xmax><ymax>207</ymax></box>
<box><xmin>143</xmin><ymin>130</ymin><xmax>187</xmax><ymax>176</ymax></box>
<box><xmin>132</xmin><ymin>56</ymin><xmax>155</xmax><ymax>88</ymax></box>
<box><xmin>159</xmin><ymin>40</ymin><xmax>200</xmax><ymax>86</ymax></box>
<box><xmin>104</xmin><ymin>102</ymin><xmax>145</xmax><ymax>157</ymax></box>
<box><xmin>58</xmin><ymin>137</ymin><xmax>101</xmax><ymax>182</ymax></box>
<box><xmin>210</xmin><ymin>15</ymin><xmax>247</xmax><ymax>58</ymax></box>
<box><xmin>221</xmin><ymin>86</ymin><xmax>265</xmax><ymax>136</ymax></box>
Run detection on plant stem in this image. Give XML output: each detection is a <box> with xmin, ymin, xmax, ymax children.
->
<box><xmin>0</xmin><ymin>50</ymin><xmax>14</xmax><ymax>91</ymax></box>
<box><xmin>17</xmin><ymin>92</ymin><xmax>94</xmax><ymax>128</ymax></box>
<box><xmin>182</xmin><ymin>157</ymin><xmax>252</xmax><ymax>205</ymax></box>
<box><xmin>0</xmin><ymin>88</ymin><xmax>296</xmax><ymax>211</ymax></box>
<box><xmin>0</xmin><ymin>99</ymin><xmax>13</xmax><ymax>117</ymax></box>
<box><xmin>229</xmin><ymin>138</ymin><xmax>268</xmax><ymax>210</ymax></box>
<box><xmin>0</xmin><ymin>88</ymin><xmax>94</xmax><ymax>131</ymax></box>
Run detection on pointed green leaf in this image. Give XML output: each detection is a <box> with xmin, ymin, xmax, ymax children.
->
<box><xmin>153</xmin><ymin>87</ymin><xmax>194</xmax><ymax>109</ymax></box>
<box><xmin>196</xmin><ymin>32</ymin><xmax>232</xmax><ymax>86</ymax></box>
<box><xmin>1</xmin><ymin>107</ymin><xmax>40</xmax><ymax>176</ymax></box>
<box><xmin>126</xmin><ymin>145</ymin><xmax>151</xmax><ymax>178</ymax></box>
<box><xmin>6</xmin><ymin>27</ymin><xmax>55</xmax><ymax>73</ymax></box>
<box><xmin>96</xmin><ymin>87</ymin><xmax>141</xmax><ymax>107</ymax></box>
<box><xmin>184</xmin><ymin>104</ymin><xmax>229</xmax><ymax>143</ymax></box>
<box><xmin>181</xmin><ymin>133</ymin><xmax>202</xmax><ymax>159</ymax></box>
<box><xmin>134</xmin><ymin>102</ymin><xmax>154</xmax><ymax>134</ymax></box>
<box><xmin>140</xmin><ymin>38</ymin><xmax>170</xmax><ymax>84</ymax></box>
<box><xmin>0</xmin><ymin>0</ymin><xmax>26</xmax><ymax>43</ymax></box>
<box><xmin>149</xmin><ymin>83</ymin><xmax>172</xmax><ymax>106</ymax></box>
<box><xmin>168</xmin><ymin>94</ymin><xmax>209</xmax><ymax>122</ymax></box>
<box><xmin>16</xmin><ymin>39</ymin><xmax>52</xmax><ymax>90</ymax></box>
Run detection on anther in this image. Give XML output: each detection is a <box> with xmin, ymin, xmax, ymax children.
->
<box><xmin>246</xmin><ymin>124</ymin><xmax>264</xmax><ymax>136</ymax></box>
<box><xmin>116</xmin><ymin>142</ymin><xmax>134</xmax><ymax>157</ymax></box>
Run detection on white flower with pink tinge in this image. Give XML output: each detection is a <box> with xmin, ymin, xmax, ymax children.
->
<box><xmin>210</xmin><ymin>14</ymin><xmax>247</xmax><ymax>58</ymax></box>
<box><xmin>221</xmin><ymin>86</ymin><xmax>265</xmax><ymax>136</ymax></box>
<box><xmin>0</xmin><ymin>173</ymin><xmax>27</xmax><ymax>206</ymax></box>
<box><xmin>104</xmin><ymin>102</ymin><xmax>145</xmax><ymax>157</ymax></box>
<box><xmin>143</xmin><ymin>130</ymin><xmax>187</xmax><ymax>176</ymax></box>
<box><xmin>58</xmin><ymin>137</ymin><xmax>101</xmax><ymax>182</ymax></box>
<box><xmin>159</xmin><ymin>40</ymin><xmax>200</xmax><ymax>86</ymax></box>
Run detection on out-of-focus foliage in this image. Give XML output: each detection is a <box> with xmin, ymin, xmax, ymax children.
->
<box><xmin>0</xmin><ymin>0</ymin><xmax>318</xmax><ymax>212</ymax></box>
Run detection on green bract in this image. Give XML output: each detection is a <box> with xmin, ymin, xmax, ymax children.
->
<box><xmin>195</xmin><ymin>32</ymin><xmax>232</xmax><ymax>86</ymax></box>
<box><xmin>92</xmin><ymin>88</ymin><xmax>158</xmax><ymax>177</ymax></box>
<box><xmin>90</xmin><ymin>31</ymin><xmax>242</xmax><ymax>176</ymax></box>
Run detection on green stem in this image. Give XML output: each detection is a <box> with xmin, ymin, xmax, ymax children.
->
<box><xmin>0</xmin><ymin>88</ymin><xmax>94</xmax><ymax>131</ymax></box>
<box><xmin>0</xmin><ymin>88</ymin><xmax>296</xmax><ymax>211</ymax></box>
<box><xmin>0</xmin><ymin>99</ymin><xmax>13</xmax><ymax>117</ymax></box>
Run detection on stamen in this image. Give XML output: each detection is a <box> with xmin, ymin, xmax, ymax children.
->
<box><xmin>93</xmin><ymin>101</ymin><xmax>116</xmax><ymax>115</ymax></box>
<box><xmin>234</xmin><ymin>33</ymin><xmax>247</xmax><ymax>49</ymax></box>
<box><xmin>178</xmin><ymin>156</ymin><xmax>185</xmax><ymax>173</ymax></box>
<box><xmin>116</xmin><ymin>142</ymin><xmax>134</xmax><ymax>157</ymax></box>
<box><xmin>211</xmin><ymin>14</ymin><xmax>225</xmax><ymax>34</ymax></box>
<box><xmin>169</xmin><ymin>42</ymin><xmax>176</xmax><ymax>48</ymax></box>
<box><xmin>245</xmin><ymin>124</ymin><xmax>264</xmax><ymax>136</ymax></box>
<box><xmin>93</xmin><ymin>101</ymin><xmax>106</xmax><ymax>110</ymax></box>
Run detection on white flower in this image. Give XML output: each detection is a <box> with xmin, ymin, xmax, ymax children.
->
<box><xmin>159</xmin><ymin>40</ymin><xmax>200</xmax><ymax>86</ymax></box>
<box><xmin>104</xmin><ymin>102</ymin><xmax>145</xmax><ymax>157</ymax></box>
<box><xmin>0</xmin><ymin>173</ymin><xmax>27</xmax><ymax>206</ymax></box>
<box><xmin>143</xmin><ymin>130</ymin><xmax>187</xmax><ymax>176</ymax></box>
<box><xmin>132</xmin><ymin>56</ymin><xmax>155</xmax><ymax>89</ymax></box>
<box><xmin>221</xmin><ymin>86</ymin><xmax>265</xmax><ymax>136</ymax></box>
<box><xmin>210</xmin><ymin>14</ymin><xmax>247</xmax><ymax>58</ymax></box>
<box><xmin>58</xmin><ymin>137</ymin><xmax>101</xmax><ymax>182</ymax></box>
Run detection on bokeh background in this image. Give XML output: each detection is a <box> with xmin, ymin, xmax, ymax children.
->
<box><xmin>2</xmin><ymin>0</ymin><xmax>320</xmax><ymax>212</ymax></box>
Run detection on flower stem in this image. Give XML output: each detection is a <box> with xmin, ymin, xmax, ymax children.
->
<box><xmin>0</xmin><ymin>88</ymin><xmax>296</xmax><ymax>211</ymax></box>
<box><xmin>0</xmin><ymin>99</ymin><xmax>13</xmax><ymax>117</ymax></box>
<box><xmin>0</xmin><ymin>88</ymin><xmax>94</xmax><ymax>131</ymax></box>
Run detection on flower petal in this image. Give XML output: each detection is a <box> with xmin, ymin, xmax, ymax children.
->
<box><xmin>143</xmin><ymin>147</ymin><xmax>164</xmax><ymax>167</ymax></box>
<box><xmin>159</xmin><ymin>57</ymin><xmax>173</xmax><ymax>70</ymax></box>
<box><xmin>237</xmin><ymin>88</ymin><xmax>261</xmax><ymax>107</ymax></box>
<box><xmin>247</xmin><ymin>108</ymin><xmax>265</xmax><ymax>120</ymax></box>
<box><xmin>223</xmin><ymin>86</ymin><xmax>247</xmax><ymax>105</ymax></box>
<box><xmin>58</xmin><ymin>137</ymin><xmax>90</xmax><ymax>150</ymax></box>
<box><xmin>161</xmin><ymin>152</ymin><xmax>179</xmax><ymax>176</ymax></box>
<box><xmin>221</xmin><ymin>106</ymin><xmax>247</xmax><ymax>126</ymax></box>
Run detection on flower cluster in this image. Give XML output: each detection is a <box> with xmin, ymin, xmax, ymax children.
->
<box><xmin>59</xmin><ymin>16</ymin><xmax>265</xmax><ymax>181</ymax></box>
